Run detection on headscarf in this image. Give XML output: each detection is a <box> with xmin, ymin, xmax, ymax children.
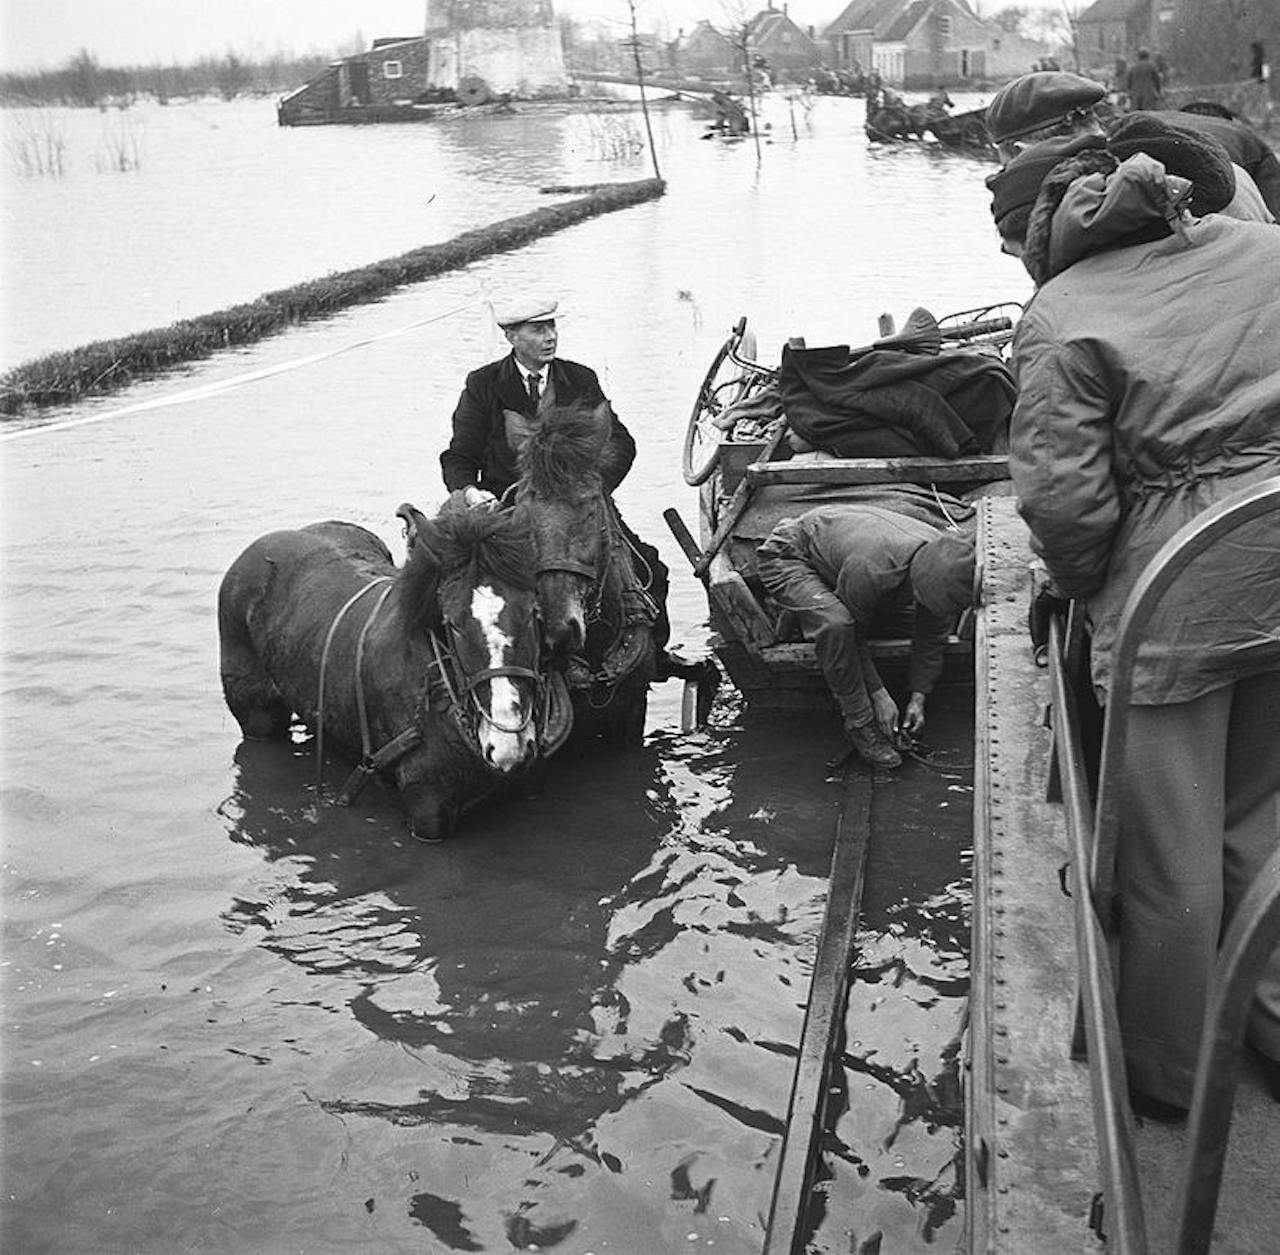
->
<box><xmin>986</xmin><ymin>133</ymin><xmax>1108</xmax><ymax>232</ymax></box>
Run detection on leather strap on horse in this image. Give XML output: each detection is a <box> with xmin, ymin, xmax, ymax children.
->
<box><xmin>315</xmin><ymin>576</ymin><xmax>424</xmax><ymax>805</ymax></box>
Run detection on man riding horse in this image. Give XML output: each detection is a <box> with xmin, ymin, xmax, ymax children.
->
<box><xmin>440</xmin><ymin>294</ymin><xmax>699</xmax><ymax>684</ymax></box>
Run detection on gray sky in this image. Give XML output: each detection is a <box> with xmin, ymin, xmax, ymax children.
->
<box><xmin>0</xmin><ymin>1</ymin><xmax>1057</xmax><ymax>72</ymax></box>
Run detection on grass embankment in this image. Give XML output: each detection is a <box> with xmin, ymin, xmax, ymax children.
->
<box><xmin>0</xmin><ymin>177</ymin><xmax>665</xmax><ymax>416</ymax></box>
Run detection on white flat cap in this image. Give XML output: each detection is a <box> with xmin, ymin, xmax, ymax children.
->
<box><xmin>493</xmin><ymin>295</ymin><xmax>560</xmax><ymax>327</ymax></box>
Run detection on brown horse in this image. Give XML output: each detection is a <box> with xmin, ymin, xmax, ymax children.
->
<box><xmin>218</xmin><ymin>500</ymin><xmax>569</xmax><ymax>841</ymax></box>
<box><xmin>515</xmin><ymin>403</ymin><xmax>661</xmax><ymax>747</ymax></box>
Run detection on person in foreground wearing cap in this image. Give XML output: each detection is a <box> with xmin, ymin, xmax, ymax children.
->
<box><xmin>984</xmin><ymin>68</ymin><xmax>1280</xmax><ymax>219</ymax></box>
<box><xmin>988</xmin><ymin>113</ymin><xmax>1280</xmax><ymax>1117</ymax></box>
<box><xmin>755</xmin><ymin>504</ymin><xmax>976</xmax><ymax>770</ymax></box>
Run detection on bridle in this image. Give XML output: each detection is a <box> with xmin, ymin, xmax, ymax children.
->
<box><xmin>529</xmin><ymin>491</ymin><xmax>658</xmax><ymax>704</ymax></box>
<box><xmin>313</xmin><ymin>575</ymin><xmax>547</xmax><ymax>805</ymax></box>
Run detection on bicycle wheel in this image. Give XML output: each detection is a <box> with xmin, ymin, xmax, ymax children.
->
<box><xmin>682</xmin><ymin>327</ymin><xmax>758</xmax><ymax>486</ymax></box>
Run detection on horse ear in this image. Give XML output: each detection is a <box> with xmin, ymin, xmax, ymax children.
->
<box><xmin>396</xmin><ymin>502</ymin><xmax>431</xmax><ymax>549</ymax></box>
<box><xmin>403</xmin><ymin>515</ymin><xmax>446</xmax><ymax>633</ymax></box>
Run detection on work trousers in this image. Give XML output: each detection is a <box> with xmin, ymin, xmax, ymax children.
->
<box><xmin>756</xmin><ymin>543</ymin><xmax>906</xmax><ymax>726</ymax></box>
<box><xmin>1117</xmin><ymin>669</ymin><xmax>1280</xmax><ymax>1106</ymax></box>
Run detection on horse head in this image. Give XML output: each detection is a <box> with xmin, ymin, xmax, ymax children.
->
<box><xmin>514</xmin><ymin>402</ymin><xmax>616</xmax><ymax>657</ymax></box>
<box><xmin>396</xmin><ymin>500</ymin><xmax>544</xmax><ymax>774</ymax></box>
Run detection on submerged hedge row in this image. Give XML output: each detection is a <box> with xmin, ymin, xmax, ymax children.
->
<box><xmin>1</xmin><ymin>177</ymin><xmax>665</xmax><ymax>416</ymax></box>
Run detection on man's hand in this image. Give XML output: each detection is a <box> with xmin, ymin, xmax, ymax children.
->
<box><xmin>463</xmin><ymin>486</ymin><xmax>498</xmax><ymax>510</ymax></box>
<box><xmin>871</xmin><ymin>687</ymin><xmax>899</xmax><ymax>739</ymax></box>
<box><xmin>902</xmin><ymin>692</ymin><xmax>927</xmax><ymax>735</ymax></box>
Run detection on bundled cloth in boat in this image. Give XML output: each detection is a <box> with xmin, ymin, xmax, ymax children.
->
<box><xmin>778</xmin><ymin>343</ymin><xmax>1016</xmax><ymax>458</ymax></box>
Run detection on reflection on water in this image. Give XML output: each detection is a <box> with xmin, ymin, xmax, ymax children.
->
<box><xmin>0</xmin><ymin>94</ymin><xmax>1013</xmax><ymax>1254</ymax></box>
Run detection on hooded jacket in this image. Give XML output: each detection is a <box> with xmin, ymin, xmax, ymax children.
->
<box><xmin>1009</xmin><ymin>154</ymin><xmax>1280</xmax><ymax>703</ymax></box>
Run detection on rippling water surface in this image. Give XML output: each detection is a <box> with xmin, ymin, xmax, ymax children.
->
<box><xmin>2</xmin><ymin>91</ymin><xmax>1031</xmax><ymax>1254</ymax></box>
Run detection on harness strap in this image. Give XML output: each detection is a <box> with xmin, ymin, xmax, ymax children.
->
<box><xmin>353</xmin><ymin>582</ymin><xmax>396</xmax><ymax>764</ymax></box>
<box><xmin>334</xmin><ymin>726</ymin><xmax>423</xmax><ymax>806</ymax></box>
<box><xmin>315</xmin><ymin>578</ymin><xmax>393</xmax><ymax>786</ymax></box>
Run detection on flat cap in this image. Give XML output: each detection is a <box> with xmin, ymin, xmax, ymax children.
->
<box><xmin>987</xmin><ymin>71</ymin><xmax>1107</xmax><ymax>144</ymax></box>
<box><xmin>493</xmin><ymin>295</ymin><xmax>560</xmax><ymax>327</ymax></box>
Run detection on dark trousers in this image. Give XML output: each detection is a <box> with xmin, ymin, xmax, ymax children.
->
<box><xmin>1118</xmin><ymin>670</ymin><xmax>1280</xmax><ymax>1105</ymax></box>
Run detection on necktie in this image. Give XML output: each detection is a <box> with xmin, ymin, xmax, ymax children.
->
<box><xmin>527</xmin><ymin>373</ymin><xmax>541</xmax><ymax>410</ymax></box>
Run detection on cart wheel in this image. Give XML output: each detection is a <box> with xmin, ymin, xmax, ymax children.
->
<box><xmin>683</xmin><ymin>326</ymin><xmax>759</xmax><ymax>486</ymax></box>
<box><xmin>457</xmin><ymin>76</ymin><xmax>490</xmax><ymax>106</ymax></box>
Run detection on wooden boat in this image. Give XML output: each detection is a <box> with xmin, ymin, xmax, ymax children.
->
<box><xmin>664</xmin><ymin>304</ymin><xmax>1021</xmax><ymax>712</ymax></box>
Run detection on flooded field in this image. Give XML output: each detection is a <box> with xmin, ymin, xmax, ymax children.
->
<box><xmin>1</xmin><ymin>91</ymin><xmax>1030</xmax><ymax>1254</ymax></box>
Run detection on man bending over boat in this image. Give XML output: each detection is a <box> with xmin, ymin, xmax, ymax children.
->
<box><xmin>440</xmin><ymin>294</ymin><xmax>683</xmax><ymax>676</ymax></box>
<box><xmin>756</xmin><ymin>504</ymin><xmax>976</xmax><ymax>769</ymax></box>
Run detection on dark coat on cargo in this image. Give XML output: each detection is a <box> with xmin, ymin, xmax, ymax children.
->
<box><xmin>778</xmin><ymin>345</ymin><xmax>1016</xmax><ymax>460</ymax></box>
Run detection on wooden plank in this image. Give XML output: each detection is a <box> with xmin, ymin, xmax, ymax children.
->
<box><xmin>763</xmin><ymin>773</ymin><xmax>874</xmax><ymax>1255</ymax></box>
<box><xmin>706</xmin><ymin>550</ymin><xmax>776</xmax><ymax>649</ymax></box>
<box><xmin>746</xmin><ymin>454</ymin><xmax>1010</xmax><ymax>486</ymax></box>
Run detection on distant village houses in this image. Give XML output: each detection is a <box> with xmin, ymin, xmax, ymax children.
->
<box><xmin>277</xmin><ymin>0</ymin><xmax>1058</xmax><ymax>125</ymax></box>
<box><xmin>823</xmin><ymin>0</ymin><xmax>1049</xmax><ymax>89</ymax></box>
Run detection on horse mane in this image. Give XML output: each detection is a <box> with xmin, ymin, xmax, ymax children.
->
<box><xmin>399</xmin><ymin>506</ymin><xmax>535</xmax><ymax>635</ymax></box>
<box><xmin>519</xmin><ymin>404</ymin><xmax>607</xmax><ymax>499</ymax></box>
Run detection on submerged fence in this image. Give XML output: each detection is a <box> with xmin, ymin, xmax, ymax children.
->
<box><xmin>0</xmin><ymin>177</ymin><xmax>665</xmax><ymax>416</ymax></box>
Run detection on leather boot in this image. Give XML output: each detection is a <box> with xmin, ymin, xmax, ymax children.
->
<box><xmin>844</xmin><ymin>719</ymin><xmax>903</xmax><ymax>769</ymax></box>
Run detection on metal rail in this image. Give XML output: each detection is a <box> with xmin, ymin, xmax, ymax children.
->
<box><xmin>1046</xmin><ymin>475</ymin><xmax>1280</xmax><ymax>1254</ymax></box>
<box><xmin>762</xmin><ymin>773</ymin><xmax>874</xmax><ymax>1254</ymax></box>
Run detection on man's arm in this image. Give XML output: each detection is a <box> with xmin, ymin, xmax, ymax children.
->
<box><xmin>905</xmin><ymin>603</ymin><xmax>951</xmax><ymax>731</ymax></box>
<box><xmin>440</xmin><ymin>371</ymin><xmax>490</xmax><ymax>492</ymax></box>
<box><xmin>601</xmin><ymin>405</ymin><xmax>637</xmax><ymax>492</ymax></box>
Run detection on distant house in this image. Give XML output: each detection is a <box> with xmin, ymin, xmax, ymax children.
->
<box><xmin>822</xmin><ymin>0</ymin><xmax>1049</xmax><ymax>88</ymax></box>
<box><xmin>277</xmin><ymin>37</ymin><xmax>433</xmax><ymax>123</ymax></box>
<box><xmin>672</xmin><ymin>7</ymin><xmax>824</xmax><ymax>84</ymax></box>
<box><xmin>1076</xmin><ymin>0</ymin><xmax>1167</xmax><ymax>82</ymax></box>
<box><xmin>748</xmin><ymin>5</ymin><xmax>824</xmax><ymax>81</ymax></box>
<box><xmin>674</xmin><ymin>20</ymin><xmax>739</xmax><ymax>81</ymax></box>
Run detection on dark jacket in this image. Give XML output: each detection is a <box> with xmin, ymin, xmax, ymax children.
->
<box><xmin>1125</xmin><ymin>59</ymin><xmax>1162</xmax><ymax>110</ymax></box>
<box><xmin>1010</xmin><ymin>155</ymin><xmax>1280</xmax><ymax>704</ymax></box>
<box><xmin>441</xmin><ymin>353</ymin><xmax>636</xmax><ymax>497</ymax></box>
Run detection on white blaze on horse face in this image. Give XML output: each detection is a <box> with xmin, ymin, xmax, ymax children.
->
<box><xmin>471</xmin><ymin>583</ymin><xmax>534</xmax><ymax>770</ymax></box>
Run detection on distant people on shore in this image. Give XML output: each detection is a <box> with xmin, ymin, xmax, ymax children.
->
<box><xmin>1125</xmin><ymin>48</ymin><xmax>1163</xmax><ymax>110</ymax></box>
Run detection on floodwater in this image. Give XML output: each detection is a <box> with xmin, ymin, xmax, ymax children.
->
<box><xmin>1</xmin><ymin>93</ymin><xmax>1032</xmax><ymax>1254</ymax></box>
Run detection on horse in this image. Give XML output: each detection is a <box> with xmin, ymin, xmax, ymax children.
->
<box><xmin>516</xmin><ymin>403</ymin><xmax>661</xmax><ymax>747</ymax></box>
<box><xmin>866</xmin><ymin>88</ymin><xmax>953</xmax><ymax>142</ymax></box>
<box><xmin>218</xmin><ymin>499</ymin><xmax>570</xmax><ymax>841</ymax></box>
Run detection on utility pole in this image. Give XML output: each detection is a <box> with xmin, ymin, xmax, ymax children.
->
<box><xmin>625</xmin><ymin>0</ymin><xmax>662</xmax><ymax>182</ymax></box>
